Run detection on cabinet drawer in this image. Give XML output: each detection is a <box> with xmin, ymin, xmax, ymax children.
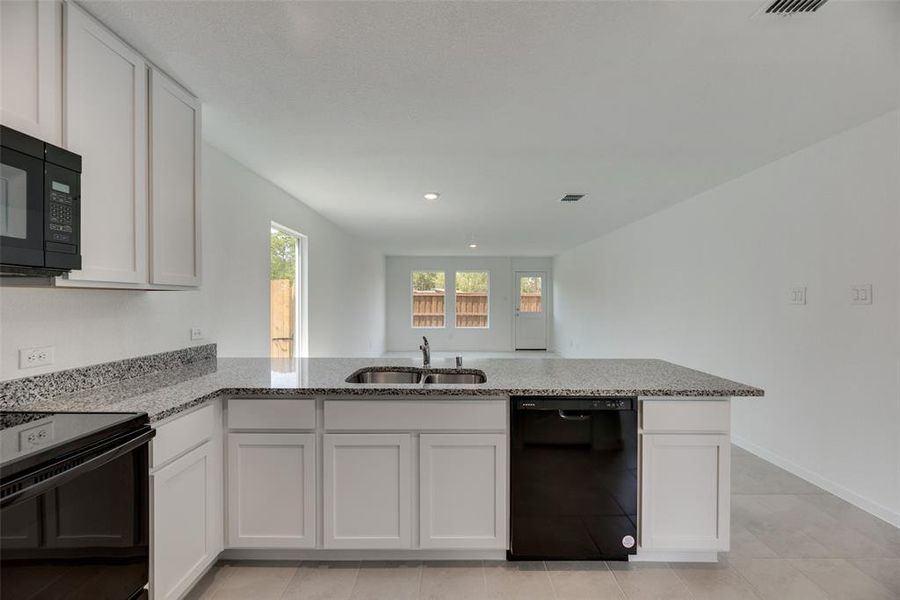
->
<box><xmin>642</xmin><ymin>400</ymin><xmax>730</xmax><ymax>433</ymax></box>
<box><xmin>324</xmin><ymin>400</ymin><xmax>506</xmax><ymax>431</ymax></box>
<box><xmin>228</xmin><ymin>399</ymin><xmax>316</xmax><ymax>431</ymax></box>
<box><xmin>153</xmin><ymin>404</ymin><xmax>216</xmax><ymax>469</ymax></box>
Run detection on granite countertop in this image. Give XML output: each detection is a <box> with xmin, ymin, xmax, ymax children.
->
<box><xmin>1</xmin><ymin>356</ymin><xmax>763</xmax><ymax>423</ymax></box>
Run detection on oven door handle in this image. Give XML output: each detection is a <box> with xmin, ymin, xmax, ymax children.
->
<box><xmin>0</xmin><ymin>428</ymin><xmax>154</xmax><ymax>509</ymax></box>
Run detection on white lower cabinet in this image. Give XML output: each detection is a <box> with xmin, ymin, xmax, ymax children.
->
<box><xmin>152</xmin><ymin>440</ymin><xmax>219</xmax><ymax>600</ymax></box>
<box><xmin>323</xmin><ymin>433</ymin><xmax>412</xmax><ymax>549</ymax></box>
<box><xmin>640</xmin><ymin>433</ymin><xmax>730</xmax><ymax>552</ymax></box>
<box><xmin>227</xmin><ymin>433</ymin><xmax>316</xmax><ymax>548</ymax></box>
<box><xmin>419</xmin><ymin>434</ymin><xmax>507</xmax><ymax>549</ymax></box>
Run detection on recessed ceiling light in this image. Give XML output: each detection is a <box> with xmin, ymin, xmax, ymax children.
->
<box><xmin>423</xmin><ymin>192</ymin><xmax>440</xmax><ymax>201</ymax></box>
<box><xmin>468</xmin><ymin>243</ymin><xmax>478</xmax><ymax>249</ymax></box>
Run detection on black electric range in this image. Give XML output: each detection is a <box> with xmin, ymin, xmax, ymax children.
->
<box><xmin>0</xmin><ymin>411</ymin><xmax>155</xmax><ymax>600</ymax></box>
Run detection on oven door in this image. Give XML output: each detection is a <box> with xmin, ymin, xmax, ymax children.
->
<box><xmin>0</xmin><ymin>432</ymin><xmax>152</xmax><ymax>600</ymax></box>
<box><xmin>0</xmin><ymin>145</ymin><xmax>45</xmax><ymax>268</ymax></box>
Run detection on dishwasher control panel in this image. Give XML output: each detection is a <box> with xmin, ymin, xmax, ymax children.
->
<box><xmin>514</xmin><ymin>397</ymin><xmax>635</xmax><ymax>411</ymax></box>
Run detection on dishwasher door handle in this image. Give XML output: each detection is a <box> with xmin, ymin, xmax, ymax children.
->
<box><xmin>557</xmin><ymin>409</ymin><xmax>591</xmax><ymax>421</ymax></box>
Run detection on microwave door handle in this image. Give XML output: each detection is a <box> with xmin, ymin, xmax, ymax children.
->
<box><xmin>0</xmin><ymin>429</ymin><xmax>154</xmax><ymax>509</ymax></box>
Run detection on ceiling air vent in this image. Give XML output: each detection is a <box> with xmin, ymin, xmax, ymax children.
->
<box><xmin>560</xmin><ymin>194</ymin><xmax>585</xmax><ymax>203</ymax></box>
<box><xmin>765</xmin><ymin>0</ymin><xmax>830</xmax><ymax>15</ymax></box>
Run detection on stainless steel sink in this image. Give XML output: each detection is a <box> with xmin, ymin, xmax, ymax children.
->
<box><xmin>422</xmin><ymin>370</ymin><xmax>487</xmax><ymax>384</ymax></box>
<box><xmin>345</xmin><ymin>367</ymin><xmax>487</xmax><ymax>385</ymax></box>
<box><xmin>345</xmin><ymin>368</ymin><xmax>422</xmax><ymax>384</ymax></box>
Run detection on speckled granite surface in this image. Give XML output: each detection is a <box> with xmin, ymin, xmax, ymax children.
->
<box><xmin>0</xmin><ymin>355</ymin><xmax>763</xmax><ymax>423</ymax></box>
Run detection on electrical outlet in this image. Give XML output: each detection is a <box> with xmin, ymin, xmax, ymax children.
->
<box><xmin>18</xmin><ymin>345</ymin><xmax>54</xmax><ymax>369</ymax></box>
<box><xmin>19</xmin><ymin>422</ymin><xmax>53</xmax><ymax>451</ymax></box>
<box><xmin>190</xmin><ymin>327</ymin><xmax>203</xmax><ymax>341</ymax></box>
<box><xmin>790</xmin><ymin>286</ymin><xmax>807</xmax><ymax>305</ymax></box>
<box><xmin>850</xmin><ymin>284</ymin><xmax>872</xmax><ymax>305</ymax></box>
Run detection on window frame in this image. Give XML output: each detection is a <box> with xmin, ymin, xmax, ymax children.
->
<box><xmin>454</xmin><ymin>270</ymin><xmax>490</xmax><ymax>329</ymax></box>
<box><xmin>411</xmin><ymin>270</ymin><xmax>447</xmax><ymax>329</ymax></box>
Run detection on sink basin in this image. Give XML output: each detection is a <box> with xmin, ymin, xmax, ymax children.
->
<box><xmin>345</xmin><ymin>368</ymin><xmax>422</xmax><ymax>384</ymax></box>
<box><xmin>422</xmin><ymin>370</ymin><xmax>487</xmax><ymax>384</ymax></box>
<box><xmin>345</xmin><ymin>367</ymin><xmax>487</xmax><ymax>385</ymax></box>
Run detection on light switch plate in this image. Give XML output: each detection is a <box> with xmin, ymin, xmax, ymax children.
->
<box><xmin>850</xmin><ymin>284</ymin><xmax>872</xmax><ymax>305</ymax></box>
<box><xmin>18</xmin><ymin>345</ymin><xmax>54</xmax><ymax>369</ymax></box>
<box><xmin>790</xmin><ymin>286</ymin><xmax>807</xmax><ymax>305</ymax></box>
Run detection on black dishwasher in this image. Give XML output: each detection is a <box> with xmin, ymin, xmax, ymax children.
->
<box><xmin>509</xmin><ymin>397</ymin><xmax>638</xmax><ymax>561</ymax></box>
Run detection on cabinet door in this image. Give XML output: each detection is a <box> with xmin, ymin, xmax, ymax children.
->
<box><xmin>0</xmin><ymin>0</ymin><xmax>62</xmax><ymax>143</ymax></box>
<box><xmin>323</xmin><ymin>433</ymin><xmax>411</xmax><ymax>549</ymax></box>
<box><xmin>227</xmin><ymin>433</ymin><xmax>316</xmax><ymax>548</ymax></box>
<box><xmin>153</xmin><ymin>441</ymin><xmax>218</xmax><ymax>600</ymax></box>
<box><xmin>149</xmin><ymin>68</ymin><xmax>201</xmax><ymax>287</ymax></box>
<box><xmin>62</xmin><ymin>3</ymin><xmax>148</xmax><ymax>285</ymax></box>
<box><xmin>641</xmin><ymin>434</ymin><xmax>730</xmax><ymax>552</ymax></box>
<box><xmin>420</xmin><ymin>434</ymin><xmax>507</xmax><ymax>549</ymax></box>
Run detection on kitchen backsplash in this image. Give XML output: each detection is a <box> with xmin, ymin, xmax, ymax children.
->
<box><xmin>0</xmin><ymin>344</ymin><xmax>216</xmax><ymax>408</ymax></box>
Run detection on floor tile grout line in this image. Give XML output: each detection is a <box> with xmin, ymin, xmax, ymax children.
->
<box><xmin>602</xmin><ymin>561</ymin><xmax>628</xmax><ymax>600</ymax></box>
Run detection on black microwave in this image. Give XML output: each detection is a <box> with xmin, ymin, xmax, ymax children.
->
<box><xmin>0</xmin><ymin>125</ymin><xmax>81</xmax><ymax>277</ymax></box>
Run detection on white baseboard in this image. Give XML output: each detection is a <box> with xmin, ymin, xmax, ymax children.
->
<box><xmin>732</xmin><ymin>435</ymin><xmax>900</xmax><ymax>529</ymax></box>
<box><xmin>220</xmin><ymin>549</ymin><xmax>508</xmax><ymax>561</ymax></box>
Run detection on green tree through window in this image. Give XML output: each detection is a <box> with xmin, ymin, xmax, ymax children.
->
<box><xmin>271</xmin><ymin>229</ymin><xmax>296</xmax><ymax>281</ymax></box>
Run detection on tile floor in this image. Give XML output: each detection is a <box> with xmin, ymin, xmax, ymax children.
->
<box><xmin>185</xmin><ymin>445</ymin><xmax>900</xmax><ymax>599</ymax></box>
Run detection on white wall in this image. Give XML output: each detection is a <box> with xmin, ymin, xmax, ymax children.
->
<box><xmin>0</xmin><ymin>143</ymin><xmax>385</xmax><ymax>380</ymax></box>
<box><xmin>385</xmin><ymin>256</ymin><xmax>551</xmax><ymax>352</ymax></box>
<box><xmin>553</xmin><ymin>110</ymin><xmax>900</xmax><ymax>526</ymax></box>
<box><xmin>205</xmin><ymin>145</ymin><xmax>385</xmax><ymax>358</ymax></box>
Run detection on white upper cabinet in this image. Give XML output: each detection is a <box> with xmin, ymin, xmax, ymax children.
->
<box><xmin>0</xmin><ymin>0</ymin><xmax>62</xmax><ymax>143</ymax></box>
<box><xmin>62</xmin><ymin>2</ymin><xmax>148</xmax><ymax>285</ymax></box>
<box><xmin>150</xmin><ymin>69</ymin><xmax>201</xmax><ymax>287</ymax></box>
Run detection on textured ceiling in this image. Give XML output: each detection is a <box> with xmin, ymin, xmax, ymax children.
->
<box><xmin>82</xmin><ymin>0</ymin><xmax>900</xmax><ymax>255</ymax></box>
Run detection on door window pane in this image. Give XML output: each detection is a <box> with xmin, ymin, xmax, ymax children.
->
<box><xmin>271</xmin><ymin>227</ymin><xmax>299</xmax><ymax>359</ymax></box>
<box><xmin>456</xmin><ymin>271</ymin><xmax>489</xmax><ymax>328</ymax></box>
<box><xmin>519</xmin><ymin>276</ymin><xmax>542</xmax><ymax>313</ymax></box>
<box><xmin>0</xmin><ymin>164</ymin><xmax>28</xmax><ymax>239</ymax></box>
<box><xmin>412</xmin><ymin>271</ymin><xmax>445</xmax><ymax>328</ymax></box>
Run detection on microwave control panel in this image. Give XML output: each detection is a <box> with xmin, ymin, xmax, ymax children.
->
<box><xmin>44</xmin><ymin>167</ymin><xmax>79</xmax><ymax>248</ymax></box>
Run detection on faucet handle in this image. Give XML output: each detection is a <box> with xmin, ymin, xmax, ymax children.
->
<box><xmin>422</xmin><ymin>336</ymin><xmax>429</xmax><ymax>346</ymax></box>
<box><xmin>455</xmin><ymin>356</ymin><xmax>463</xmax><ymax>368</ymax></box>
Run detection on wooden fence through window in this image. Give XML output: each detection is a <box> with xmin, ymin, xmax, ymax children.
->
<box><xmin>412</xmin><ymin>291</ymin><xmax>541</xmax><ymax>328</ymax></box>
<box><xmin>271</xmin><ymin>278</ymin><xmax>295</xmax><ymax>358</ymax></box>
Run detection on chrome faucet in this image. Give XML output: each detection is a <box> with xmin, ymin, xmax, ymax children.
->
<box><xmin>419</xmin><ymin>336</ymin><xmax>431</xmax><ymax>368</ymax></box>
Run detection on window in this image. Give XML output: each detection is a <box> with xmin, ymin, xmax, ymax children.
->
<box><xmin>270</xmin><ymin>225</ymin><xmax>301</xmax><ymax>358</ymax></box>
<box><xmin>519</xmin><ymin>275</ymin><xmax>542</xmax><ymax>313</ymax></box>
<box><xmin>412</xmin><ymin>271</ymin><xmax>445</xmax><ymax>328</ymax></box>
<box><xmin>455</xmin><ymin>271</ymin><xmax>489</xmax><ymax>328</ymax></box>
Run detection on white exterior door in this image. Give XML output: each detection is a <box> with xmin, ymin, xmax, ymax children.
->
<box><xmin>227</xmin><ymin>433</ymin><xmax>316</xmax><ymax>548</ymax></box>
<box><xmin>419</xmin><ymin>434</ymin><xmax>507</xmax><ymax>549</ymax></box>
<box><xmin>514</xmin><ymin>271</ymin><xmax>547</xmax><ymax>350</ymax></box>
<box><xmin>323</xmin><ymin>433</ymin><xmax>411</xmax><ymax>549</ymax></box>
